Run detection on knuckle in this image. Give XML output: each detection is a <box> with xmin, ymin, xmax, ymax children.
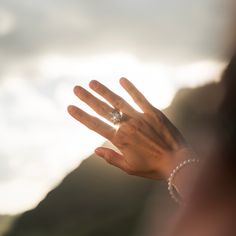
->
<box><xmin>159</xmin><ymin>113</ymin><xmax>167</xmax><ymax>125</ymax></box>
<box><xmin>133</xmin><ymin>117</ymin><xmax>143</xmax><ymax>127</ymax></box>
<box><xmin>105</xmin><ymin>157</ymin><xmax>113</xmax><ymax>164</ymax></box>
<box><xmin>139</xmin><ymin>95</ymin><xmax>147</xmax><ymax>104</ymax></box>
<box><xmin>119</xmin><ymin>121</ymin><xmax>136</xmax><ymax>135</ymax></box>
<box><xmin>149</xmin><ymin>108</ymin><xmax>166</xmax><ymax>124</ymax></box>
<box><xmin>99</xmin><ymin>106</ymin><xmax>108</xmax><ymax>115</ymax></box>
<box><xmin>148</xmin><ymin>106</ymin><xmax>161</xmax><ymax>116</ymax></box>
<box><xmin>126</xmin><ymin>168</ymin><xmax>135</xmax><ymax>175</ymax></box>
<box><xmin>127</xmin><ymin>123</ymin><xmax>137</xmax><ymax>134</ymax></box>
<box><xmin>143</xmin><ymin>113</ymin><xmax>152</xmax><ymax>122</ymax></box>
<box><xmin>126</xmin><ymin>118</ymin><xmax>142</xmax><ymax>134</ymax></box>
<box><xmin>118</xmin><ymin>119</ymin><xmax>140</xmax><ymax>136</ymax></box>
<box><xmin>113</xmin><ymin>138</ymin><xmax>129</xmax><ymax>148</ymax></box>
<box><xmin>153</xmin><ymin>107</ymin><xmax>162</xmax><ymax>116</ymax></box>
<box><xmin>90</xmin><ymin>120</ymin><xmax>98</xmax><ymax>130</ymax></box>
<box><xmin>105</xmin><ymin>155</ymin><xmax>117</xmax><ymax>165</ymax></box>
<box><xmin>114</xmin><ymin>97</ymin><xmax>124</xmax><ymax>109</ymax></box>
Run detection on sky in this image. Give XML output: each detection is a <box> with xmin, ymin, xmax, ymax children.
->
<box><xmin>0</xmin><ymin>0</ymin><xmax>232</xmax><ymax>214</ymax></box>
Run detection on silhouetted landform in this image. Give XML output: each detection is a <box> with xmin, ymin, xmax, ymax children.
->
<box><xmin>166</xmin><ymin>81</ymin><xmax>225</xmax><ymax>157</ymax></box>
<box><xmin>0</xmin><ymin>216</ymin><xmax>16</xmax><ymax>236</ymax></box>
<box><xmin>5</xmin><ymin>80</ymin><xmax>225</xmax><ymax>236</ymax></box>
<box><xmin>5</xmin><ymin>153</ymin><xmax>159</xmax><ymax>236</ymax></box>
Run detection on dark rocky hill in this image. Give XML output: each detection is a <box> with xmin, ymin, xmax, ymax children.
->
<box><xmin>5</xmin><ymin>153</ymin><xmax>158</xmax><ymax>236</ymax></box>
<box><xmin>0</xmin><ymin>215</ymin><xmax>16</xmax><ymax>236</ymax></box>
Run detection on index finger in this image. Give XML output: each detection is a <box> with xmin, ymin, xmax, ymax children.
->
<box><xmin>67</xmin><ymin>105</ymin><xmax>115</xmax><ymax>140</ymax></box>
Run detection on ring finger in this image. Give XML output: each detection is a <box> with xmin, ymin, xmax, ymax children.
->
<box><xmin>74</xmin><ymin>85</ymin><xmax>128</xmax><ymax>123</ymax></box>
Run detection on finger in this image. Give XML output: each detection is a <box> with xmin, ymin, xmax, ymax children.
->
<box><xmin>95</xmin><ymin>147</ymin><xmax>128</xmax><ymax>171</ymax></box>
<box><xmin>89</xmin><ymin>80</ymin><xmax>137</xmax><ymax>117</ymax></box>
<box><xmin>67</xmin><ymin>105</ymin><xmax>115</xmax><ymax>140</ymax></box>
<box><xmin>120</xmin><ymin>77</ymin><xmax>153</xmax><ymax>113</ymax></box>
<box><xmin>73</xmin><ymin>86</ymin><xmax>116</xmax><ymax>122</ymax></box>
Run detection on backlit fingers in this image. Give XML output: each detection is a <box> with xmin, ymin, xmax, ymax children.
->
<box><xmin>89</xmin><ymin>80</ymin><xmax>137</xmax><ymax>117</ymax></box>
<box><xmin>67</xmin><ymin>105</ymin><xmax>115</xmax><ymax>140</ymax></box>
<box><xmin>74</xmin><ymin>86</ymin><xmax>116</xmax><ymax>122</ymax></box>
<box><xmin>120</xmin><ymin>77</ymin><xmax>153</xmax><ymax>113</ymax></box>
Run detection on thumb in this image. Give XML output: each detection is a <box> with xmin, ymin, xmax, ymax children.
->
<box><xmin>95</xmin><ymin>147</ymin><xmax>126</xmax><ymax>170</ymax></box>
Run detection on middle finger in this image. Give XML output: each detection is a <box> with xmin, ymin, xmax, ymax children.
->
<box><xmin>74</xmin><ymin>86</ymin><xmax>117</xmax><ymax>122</ymax></box>
<box><xmin>89</xmin><ymin>80</ymin><xmax>137</xmax><ymax>117</ymax></box>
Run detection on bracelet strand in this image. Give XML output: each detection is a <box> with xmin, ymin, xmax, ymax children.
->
<box><xmin>168</xmin><ymin>158</ymin><xmax>200</xmax><ymax>204</ymax></box>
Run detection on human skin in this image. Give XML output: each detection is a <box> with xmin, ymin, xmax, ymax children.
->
<box><xmin>67</xmin><ymin>78</ymin><xmax>195</xmax><ymax>181</ymax></box>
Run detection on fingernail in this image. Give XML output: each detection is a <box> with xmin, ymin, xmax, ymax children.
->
<box><xmin>89</xmin><ymin>80</ymin><xmax>99</xmax><ymax>89</ymax></box>
<box><xmin>95</xmin><ymin>148</ymin><xmax>104</xmax><ymax>156</ymax></box>
<box><xmin>74</xmin><ymin>86</ymin><xmax>82</xmax><ymax>93</ymax></box>
<box><xmin>120</xmin><ymin>77</ymin><xmax>127</xmax><ymax>85</ymax></box>
<box><xmin>67</xmin><ymin>105</ymin><xmax>75</xmax><ymax>113</ymax></box>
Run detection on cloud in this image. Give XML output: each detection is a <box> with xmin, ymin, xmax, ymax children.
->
<box><xmin>0</xmin><ymin>0</ymin><xmax>232</xmax><ymax>66</ymax></box>
<box><xmin>0</xmin><ymin>70</ymin><xmax>106</xmax><ymax>214</ymax></box>
<box><xmin>0</xmin><ymin>7</ymin><xmax>16</xmax><ymax>36</ymax></box>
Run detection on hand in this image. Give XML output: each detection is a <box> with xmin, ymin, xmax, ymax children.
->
<box><xmin>68</xmin><ymin>78</ymin><xmax>193</xmax><ymax>180</ymax></box>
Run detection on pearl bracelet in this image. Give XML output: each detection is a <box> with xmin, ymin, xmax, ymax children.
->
<box><xmin>168</xmin><ymin>158</ymin><xmax>200</xmax><ymax>204</ymax></box>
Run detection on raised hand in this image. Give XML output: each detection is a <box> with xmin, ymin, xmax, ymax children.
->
<box><xmin>68</xmin><ymin>78</ymin><xmax>192</xmax><ymax>180</ymax></box>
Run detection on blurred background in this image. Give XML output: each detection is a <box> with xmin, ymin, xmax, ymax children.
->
<box><xmin>0</xmin><ymin>0</ymin><xmax>234</xmax><ymax>235</ymax></box>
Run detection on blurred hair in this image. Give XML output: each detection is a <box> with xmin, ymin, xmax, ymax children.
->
<box><xmin>171</xmin><ymin>55</ymin><xmax>236</xmax><ymax>236</ymax></box>
<box><xmin>221</xmin><ymin>54</ymin><xmax>236</xmax><ymax>121</ymax></box>
<box><xmin>217</xmin><ymin>54</ymin><xmax>236</xmax><ymax>179</ymax></box>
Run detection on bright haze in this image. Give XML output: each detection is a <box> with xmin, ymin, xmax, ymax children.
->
<box><xmin>0</xmin><ymin>0</ymin><xmax>232</xmax><ymax>214</ymax></box>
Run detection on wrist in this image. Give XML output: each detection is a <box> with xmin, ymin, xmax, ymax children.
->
<box><xmin>169</xmin><ymin>158</ymin><xmax>200</xmax><ymax>203</ymax></box>
<box><xmin>162</xmin><ymin>147</ymin><xmax>197</xmax><ymax>180</ymax></box>
<box><xmin>165</xmin><ymin>148</ymin><xmax>200</xmax><ymax>203</ymax></box>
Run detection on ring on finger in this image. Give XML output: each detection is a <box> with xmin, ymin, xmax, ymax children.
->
<box><xmin>109</xmin><ymin>110</ymin><xmax>127</xmax><ymax>125</ymax></box>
